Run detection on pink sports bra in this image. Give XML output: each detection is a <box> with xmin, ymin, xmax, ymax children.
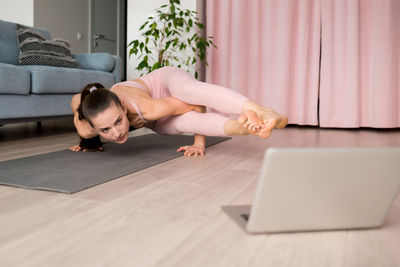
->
<box><xmin>110</xmin><ymin>80</ymin><xmax>149</xmax><ymax>124</ymax></box>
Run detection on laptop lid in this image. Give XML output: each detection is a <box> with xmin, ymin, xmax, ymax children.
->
<box><xmin>226</xmin><ymin>147</ymin><xmax>400</xmax><ymax>234</ymax></box>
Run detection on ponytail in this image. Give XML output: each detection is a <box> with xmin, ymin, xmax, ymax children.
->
<box><xmin>77</xmin><ymin>83</ymin><xmax>105</xmax><ymax>120</ymax></box>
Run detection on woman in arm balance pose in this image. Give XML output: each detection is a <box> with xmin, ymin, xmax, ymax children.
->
<box><xmin>70</xmin><ymin>67</ymin><xmax>288</xmax><ymax>156</ymax></box>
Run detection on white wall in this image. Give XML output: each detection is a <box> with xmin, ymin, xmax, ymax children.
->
<box><xmin>127</xmin><ymin>0</ymin><xmax>196</xmax><ymax>80</ymax></box>
<box><xmin>0</xmin><ymin>0</ymin><xmax>34</xmax><ymax>26</ymax></box>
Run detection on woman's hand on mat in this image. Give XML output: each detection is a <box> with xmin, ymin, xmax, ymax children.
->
<box><xmin>177</xmin><ymin>145</ymin><xmax>205</xmax><ymax>157</ymax></box>
<box><xmin>69</xmin><ymin>144</ymin><xmax>103</xmax><ymax>152</ymax></box>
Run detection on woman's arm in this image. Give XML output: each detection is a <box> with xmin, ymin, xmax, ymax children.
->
<box><xmin>73</xmin><ymin>112</ymin><xmax>98</xmax><ymax>139</ymax></box>
<box><xmin>176</xmin><ymin>105</ymin><xmax>207</xmax><ymax>157</ymax></box>
<box><xmin>176</xmin><ymin>134</ymin><xmax>206</xmax><ymax>157</ymax></box>
<box><xmin>69</xmin><ymin>94</ymin><xmax>103</xmax><ymax>152</ymax></box>
<box><xmin>71</xmin><ymin>94</ymin><xmax>98</xmax><ymax>139</ymax></box>
<box><xmin>144</xmin><ymin>97</ymin><xmax>202</xmax><ymax>121</ymax></box>
<box><xmin>113</xmin><ymin>84</ymin><xmax>202</xmax><ymax>121</ymax></box>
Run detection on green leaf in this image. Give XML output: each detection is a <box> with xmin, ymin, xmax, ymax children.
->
<box><xmin>195</xmin><ymin>22</ymin><xmax>204</xmax><ymax>29</ymax></box>
<box><xmin>165</xmin><ymin>40</ymin><xmax>172</xmax><ymax>50</ymax></box>
<box><xmin>152</xmin><ymin>62</ymin><xmax>162</xmax><ymax>71</ymax></box>
<box><xmin>139</xmin><ymin>21</ymin><xmax>149</xmax><ymax>31</ymax></box>
<box><xmin>172</xmin><ymin>30</ymin><xmax>181</xmax><ymax>37</ymax></box>
<box><xmin>188</xmin><ymin>19</ymin><xmax>193</xmax><ymax>27</ymax></box>
<box><xmin>138</xmin><ymin>60</ymin><xmax>148</xmax><ymax>70</ymax></box>
<box><xmin>190</xmin><ymin>33</ymin><xmax>197</xmax><ymax>41</ymax></box>
<box><xmin>209</xmin><ymin>40</ymin><xmax>217</xmax><ymax>48</ymax></box>
<box><xmin>135</xmin><ymin>40</ymin><xmax>140</xmax><ymax>47</ymax></box>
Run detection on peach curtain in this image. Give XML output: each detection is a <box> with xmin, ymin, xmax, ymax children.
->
<box><xmin>206</xmin><ymin>0</ymin><xmax>400</xmax><ymax>128</ymax></box>
<box><xmin>205</xmin><ymin>0</ymin><xmax>321</xmax><ymax>125</ymax></box>
<box><xmin>319</xmin><ymin>0</ymin><xmax>400</xmax><ymax>127</ymax></box>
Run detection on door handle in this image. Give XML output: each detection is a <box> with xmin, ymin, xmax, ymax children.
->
<box><xmin>93</xmin><ymin>34</ymin><xmax>115</xmax><ymax>42</ymax></box>
<box><xmin>93</xmin><ymin>34</ymin><xmax>105</xmax><ymax>40</ymax></box>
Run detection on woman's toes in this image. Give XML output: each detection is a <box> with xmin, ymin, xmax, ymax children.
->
<box><xmin>238</xmin><ymin>114</ymin><xmax>247</xmax><ymax>124</ymax></box>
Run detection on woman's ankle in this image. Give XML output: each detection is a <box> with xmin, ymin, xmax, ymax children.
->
<box><xmin>224</xmin><ymin>119</ymin><xmax>248</xmax><ymax>136</ymax></box>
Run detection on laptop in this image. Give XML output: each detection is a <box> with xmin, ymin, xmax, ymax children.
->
<box><xmin>222</xmin><ymin>147</ymin><xmax>400</xmax><ymax>234</ymax></box>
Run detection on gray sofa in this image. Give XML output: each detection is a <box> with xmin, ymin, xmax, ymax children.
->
<box><xmin>0</xmin><ymin>19</ymin><xmax>122</xmax><ymax>124</ymax></box>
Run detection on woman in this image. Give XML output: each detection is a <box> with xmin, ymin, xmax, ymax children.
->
<box><xmin>70</xmin><ymin>67</ymin><xmax>288</xmax><ymax>156</ymax></box>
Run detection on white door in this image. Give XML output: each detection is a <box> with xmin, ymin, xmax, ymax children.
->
<box><xmin>91</xmin><ymin>0</ymin><xmax>117</xmax><ymax>54</ymax></box>
<box><xmin>91</xmin><ymin>0</ymin><xmax>126</xmax><ymax>79</ymax></box>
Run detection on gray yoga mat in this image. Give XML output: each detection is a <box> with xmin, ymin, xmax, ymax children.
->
<box><xmin>0</xmin><ymin>134</ymin><xmax>230</xmax><ymax>193</ymax></box>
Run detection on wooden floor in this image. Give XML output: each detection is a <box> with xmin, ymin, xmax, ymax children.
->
<box><xmin>1</xmin><ymin>120</ymin><xmax>400</xmax><ymax>267</ymax></box>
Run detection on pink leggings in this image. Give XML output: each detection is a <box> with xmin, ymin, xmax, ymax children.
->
<box><xmin>139</xmin><ymin>67</ymin><xmax>248</xmax><ymax>136</ymax></box>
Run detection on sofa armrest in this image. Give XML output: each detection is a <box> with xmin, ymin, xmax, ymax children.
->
<box><xmin>112</xmin><ymin>55</ymin><xmax>122</xmax><ymax>83</ymax></box>
<box><xmin>73</xmin><ymin>53</ymin><xmax>115</xmax><ymax>72</ymax></box>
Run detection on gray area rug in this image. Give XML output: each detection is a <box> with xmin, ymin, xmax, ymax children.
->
<box><xmin>0</xmin><ymin>134</ymin><xmax>230</xmax><ymax>193</ymax></box>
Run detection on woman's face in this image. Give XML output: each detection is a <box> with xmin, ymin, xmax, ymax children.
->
<box><xmin>90</xmin><ymin>103</ymin><xmax>130</xmax><ymax>144</ymax></box>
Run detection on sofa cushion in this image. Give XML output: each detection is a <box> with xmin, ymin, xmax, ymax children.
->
<box><xmin>73</xmin><ymin>53</ymin><xmax>115</xmax><ymax>72</ymax></box>
<box><xmin>0</xmin><ymin>63</ymin><xmax>30</xmax><ymax>95</ymax></box>
<box><xmin>0</xmin><ymin>94</ymin><xmax>73</xmax><ymax>120</ymax></box>
<box><xmin>22</xmin><ymin>65</ymin><xmax>116</xmax><ymax>94</ymax></box>
<box><xmin>16</xmin><ymin>24</ymin><xmax>80</xmax><ymax>68</ymax></box>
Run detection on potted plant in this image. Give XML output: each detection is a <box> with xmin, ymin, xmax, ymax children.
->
<box><xmin>128</xmin><ymin>0</ymin><xmax>216</xmax><ymax>79</ymax></box>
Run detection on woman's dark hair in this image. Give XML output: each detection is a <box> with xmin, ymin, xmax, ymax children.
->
<box><xmin>79</xmin><ymin>135</ymin><xmax>104</xmax><ymax>152</ymax></box>
<box><xmin>77</xmin><ymin>83</ymin><xmax>123</xmax><ymax>127</ymax></box>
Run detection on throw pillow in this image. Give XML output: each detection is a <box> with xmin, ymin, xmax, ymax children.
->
<box><xmin>16</xmin><ymin>24</ymin><xmax>46</xmax><ymax>43</ymax></box>
<box><xmin>16</xmin><ymin>24</ymin><xmax>80</xmax><ymax>68</ymax></box>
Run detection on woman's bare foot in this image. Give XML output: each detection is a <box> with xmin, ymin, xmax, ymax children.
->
<box><xmin>238</xmin><ymin>110</ymin><xmax>263</xmax><ymax>132</ymax></box>
<box><xmin>242</xmin><ymin>100</ymin><xmax>288</xmax><ymax>130</ymax></box>
<box><xmin>238</xmin><ymin>110</ymin><xmax>278</xmax><ymax>138</ymax></box>
<box><xmin>258</xmin><ymin>109</ymin><xmax>288</xmax><ymax>129</ymax></box>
